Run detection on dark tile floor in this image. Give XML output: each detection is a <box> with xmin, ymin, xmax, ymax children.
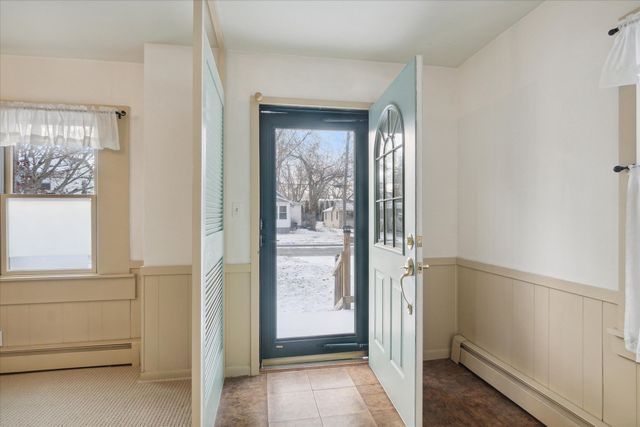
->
<box><xmin>215</xmin><ymin>360</ymin><xmax>543</xmax><ymax>426</ymax></box>
<box><xmin>423</xmin><ymin>359</ymin><xmax>543</xmax><ymax>427</ymax></box>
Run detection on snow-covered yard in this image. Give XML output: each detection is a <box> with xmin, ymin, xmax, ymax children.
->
<box><xmin>277</xmin><ymin>221</ymin><xmax>350</xmax><ymax>246</ymax></box>
<box><xmin>275</xmin><ymin>221</ymin><xmax>357</xmax><ymax>338</ymax></box>
<box><xmin>276</xmin><ymin>254</ymin><xmax>355</xmax><ymax>338</ymax></box>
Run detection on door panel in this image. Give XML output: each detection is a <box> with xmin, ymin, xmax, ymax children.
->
<box><xmin>368</xmin><ymin>56</ymin><xmax>423</xmax><ymax>427</ymax></box>
<box><xmin>193</xmin><ymin>1</ymin><xmax>225</xmax><ymax>425</ymax></box>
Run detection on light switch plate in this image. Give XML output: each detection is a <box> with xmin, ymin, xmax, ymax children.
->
<box><xmin>231</xmin><ymin>202</ymin><xmax>243</xmax><ymax>218</ymax></box>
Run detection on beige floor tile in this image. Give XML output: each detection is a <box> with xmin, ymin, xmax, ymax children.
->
<box><xmin>313</xmin><ymin>387</ymin><xmax>367</xmax><ymax>417</ymax></box>
<box><xmin>307</xmin><ymin>368</ymin><xmax>355</xmax><ymax>390</ymax></box>
<box><xmin>345</xmin><ymin>365</ymin><xmax>379</xmax><ymax>386</ymax></box>
<box><xmin>357</xmin><ymin>387</ymin><xmax>395</xmax><ymax>412</ymax></box>
<box><xmin>268</xmin><ymin>391</ymin><xmax>319</xmax><ymax>422</ymax></box>
<box><xmin>321</xmin><ymin>412</ymin><xmax>377</xmax><ymax>426</ymax></box>
<box><xmin>269</xmin><ymin>417</ymin><xmax>322</xmax><ymax>426</ymax></box>
<box><xmin>268</xmin><ymin>371</ymin><xmax>312</xmax><ymax>395</ymax></box>
<box><xmin>369</xmin><ymin>409</ymin><xmax>405</xmax><ymax>426</ymax></box>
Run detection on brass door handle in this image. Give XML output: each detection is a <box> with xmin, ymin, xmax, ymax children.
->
<box><xmin>400</xmin><ymin>257</ymin><xmax>414</xmax><ymax>315</ymax></box>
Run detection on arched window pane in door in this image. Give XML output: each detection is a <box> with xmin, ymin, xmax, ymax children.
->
<box><xmin>374</xmin><ymin>105</ymin><xmax>404</xmax><ymax>250</ymax></box>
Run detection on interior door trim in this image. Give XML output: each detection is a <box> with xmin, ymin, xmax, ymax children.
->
<box><xmin>249</xmin><ymin>95</ymin><xmax>371</xmax><ymax>374</ymax></box>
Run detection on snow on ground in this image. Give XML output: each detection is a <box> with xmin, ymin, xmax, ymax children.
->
<box><xmin>277</xmin><ymin>256</ymin><xmax>336</xmax><ymax>312</ymax></box>
<box><xmin>277</xmin><ymin>221</ymin><xmax>350</xmax><ymax>246</ymax></box>
<box><xmin>276</xmin><ymin>254</ymin><xmax>356</xmax><ymax>338</ymax></box>
<box><xmin>275</xmin><ymin>221</ymin><xmax>358</xmax><ymax>338</ymax></box>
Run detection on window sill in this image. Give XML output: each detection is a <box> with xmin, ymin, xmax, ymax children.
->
<box><xmin>0</xmin><ymin>272</ymin><xmax>133</xmax><ymax>282</ymax></box>
<box><xmin>607</xmin><ymin>328</ymin><xmax>640</xmax><ymax>364</ymax></box>
<box><xmin>0</xmin><ymin>273</ymin><xmax>135</xmax><ymax>305</ymax></box>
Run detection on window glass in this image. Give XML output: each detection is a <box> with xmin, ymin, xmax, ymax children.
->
<box><xmin>279</xmin><ymin>205</ymin><xmax>287</xmax><ymax>220</ymax></box>
<box><xmin>13</xmin><ymin>143</ymin><xmax>95</xmax><ymax>195</ymax></box>
<box><xmin>6</xmin><ymin>197</ymin><xmax>92</xmax><ymax>271</ymax></box>
<box><xmin>374</xmin><ymin>105</ymin><xmax>404</xmax><ymax>251</ymax></box>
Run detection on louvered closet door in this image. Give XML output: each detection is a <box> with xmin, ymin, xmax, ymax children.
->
<box><xmin>193</xmin><ymin>0</ymin><xmax>225</xmax><ymax>424</ymax></box>
<box><xmin>201</xmin><ymin>37</ymin><xmax>224</xmax><ymax>424</ymax></box>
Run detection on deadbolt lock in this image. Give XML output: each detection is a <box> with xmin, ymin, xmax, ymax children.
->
<box><xmin>407</xmin><ymin>234</ymin><xmax>415</xmax><ymax>250</ymax></box>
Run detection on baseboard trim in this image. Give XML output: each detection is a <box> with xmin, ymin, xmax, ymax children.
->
<box><xmin>225</xmin><ymin>365</ymin><xmax>251</xmax><ymax>377</ymax></box>
<box><xmin>139</xmin><ymin>369</ymin><xmax>191</xmax><ymax>382</ymax></box>
<box><xmin>453</xmin><ymin>336</ymin><xmax>606</xmax><ymax>427</ymax></box>
<box><xmin>0</xmin><ymin>341</ymin><xmax>139</xmax><ymax>374</ymax></box>
<box><xmin>423</xmin><ymin>348</ymin><xmax>450</xmax><ymax>361</ymax></box>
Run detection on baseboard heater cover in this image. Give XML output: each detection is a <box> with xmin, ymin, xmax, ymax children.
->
<box><xmin>451</xmin><ymin>335</ymin><xmax>606</xmax><ymax>427</ymax></box>
<box><xmin>0</xmin><ymin>341</ymin><xmax>138</xmax><ymax>374</ymax></box>
<box><xmin>0</xmin><ymin>343</ymin><xmax>131</xmax><ymax>357</ymax></box>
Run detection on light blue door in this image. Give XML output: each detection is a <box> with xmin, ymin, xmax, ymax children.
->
<box><xmin>368</xmin><ymin>56</ymin><xmax>423</xmax><ymax>427</ymax></box>
<box><xmin>193</xmin><ymin>1</ymin><xmax>225</xmax><ymax>425</ymax></box>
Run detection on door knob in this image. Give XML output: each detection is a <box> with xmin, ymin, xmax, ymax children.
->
<box><xmin>400</xmin><ymin>257</ymin><xmax>414</xmax><ymax>315</ymax></box>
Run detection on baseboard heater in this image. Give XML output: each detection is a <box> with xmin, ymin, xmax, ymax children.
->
<box><xmin>0</xmin><ymin>341</ymin><xmax>137</xmax><ymax>374</ymax></box>
<box><xmin>450</xmin><ymin>335</ymin><xmax>607</xmax><ymax>427</ymax></box>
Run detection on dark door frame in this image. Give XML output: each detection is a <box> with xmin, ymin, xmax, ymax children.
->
<box><xmin>259</xmin><ymin>104</ymin><xmax>369</xmax><ymax>360</ymax></box>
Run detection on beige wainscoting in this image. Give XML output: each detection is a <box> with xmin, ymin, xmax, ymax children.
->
<box><xmin>139</xmin><ymin>265</ymin><xmax>192</xmax><ymax>380</ymax></box>
<box><xmin>0</xmin><ymin>270</ymin><xmax>140</xmax><ymax>374</ymax></box>
<box><xmin>423</xmin><ymin>257</ymin><xmax>457</xmax><ymax>361</ymax></box>
<box><xmin>138</xmin><ymin>263</ymin><xmax>252</xmax><ymax>378</ymax></box>
<box><xmin>225</xmin><ymin>263</ymin><xmax>252</xmax><ymax>376</ymax></box>
<box><xmin>454</xmin><ymin>258</ymin><xmax>639</xmax><ymax>427</ymax></box>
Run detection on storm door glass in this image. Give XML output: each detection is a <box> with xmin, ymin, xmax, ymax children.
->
<box><xmin>275</xmin><ymin>128</ymin><xmax>356</xmax><ymax>338</ymax></box>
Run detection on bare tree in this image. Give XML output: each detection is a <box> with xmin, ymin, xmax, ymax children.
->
<box><xmin>276</xmin><ymin>130</ymin><xmax>354</xmax><ymax>231</ymax></box>
<box><xmin>13</xmin><ymin>144</ymin><xmax>95</xmax><ymax>195</ymax></box>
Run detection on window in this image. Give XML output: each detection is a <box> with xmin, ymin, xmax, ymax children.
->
<box><xmin>279</xmin><ymin>205</ymin><xmax>288</xmax><ymax>220</ymax></box>
<box><xmin>2</xmin><ymin>143</ymin><xmax>96</xmax><ymax>273</ymax></box>
<box><xmin>374</xmin><ymin>105</ymin><xmax>404</xmax><ymax>250</ymax></box>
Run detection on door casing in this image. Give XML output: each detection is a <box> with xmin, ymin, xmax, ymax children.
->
<box><xmin>259</xmin><ymin>105</ymin><xmax>369</xmax><ymax>361</ymax></box>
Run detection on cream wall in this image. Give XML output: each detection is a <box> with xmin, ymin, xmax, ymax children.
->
<box><xmin>142</xmin><ymin>44</ymin><xmax>193</xmax><ymax>267</ymax></box>
<box><xmin>457</xmin><ymin>0</ymin><xmax>639</xmax><ymax>290</ymax></box>
<box><xmin>225</xmin><ymin>51</ymin><xmax>459</xmax><ymax>262</ymax></box>
<box><xmin>0</xmin><ymin>54</ymin><xmax>144</xmax><ymax>261</ymax></box>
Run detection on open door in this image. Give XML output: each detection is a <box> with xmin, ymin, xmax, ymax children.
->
<box><xmin>193</xmin><ymin>1</ymin><xmax>225</xmax><ymax>425</ymax></box>
<box><xmin>368</xmin><ymin>56</ymin><xmax>423</xmax><ymax>427</ymax></box>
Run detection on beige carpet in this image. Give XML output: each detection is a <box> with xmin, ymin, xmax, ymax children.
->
<box><xmin>0</xmin><ymin>366</ymin><xmax>191</xmax><ymax>426</ymax></box>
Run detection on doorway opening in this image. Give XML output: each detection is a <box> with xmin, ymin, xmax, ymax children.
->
<box><xmin>259</xmin><ymin>105</ymin><xmax>369</xmax><ymax>362</ymax></box>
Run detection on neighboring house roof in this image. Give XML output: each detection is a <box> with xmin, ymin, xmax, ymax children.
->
<box><xmin>322</xmin><ymin>201</ymin><xmax>354</xmax><ymax>213</ymax></box>
<box><xmin>276</xmin><ymin>191</ymin><xmax>301</xmax><ymax>206</ymax></box>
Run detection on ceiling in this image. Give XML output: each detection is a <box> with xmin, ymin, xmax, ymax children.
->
<box><xmin>0</xmin><ymin>0</ymin><xmax>193</xmax><ymax>63</ymax></box>
<box><xmin>0</xmin><ymin>0</ymin><xmax>542</xmax><ymax>67</ymax></box>
<box><xmin>215</xmin><ymin>0</ymin><xmax>542</xmax><ymax>67</ymax></box>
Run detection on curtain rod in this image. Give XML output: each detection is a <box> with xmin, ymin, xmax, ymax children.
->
<box><xmin>1</xmin><ymin>102</ymin><xmax>127</xmax><ymax>119</ymax></box>
<box><xmin>614</xmin><ymin>164</ymin><xmax>637</xmax><ymax>172</ymax></box>
<box><xmin>608</xmin><ymin>11</ymin><xmax>640</xmax><ymax>35</ymax></box>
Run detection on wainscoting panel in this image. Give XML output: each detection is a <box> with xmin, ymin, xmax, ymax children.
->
<box><xmin>456</xmin><ymin>259</ymin><xmax>638</xmax><ymax>426</ymax></box>
<box><xmin>140</xmin><ymin>266</ymin><xmax>192</xmax><ymax>380</ymax></box>
<box><xmin>0</xmin><ymin>272</ymin><xmax>140</xmax><ymax>373</ymax></box>
<box><xmin>423</xmin><ymin>259</ymin><xmax>457</xmax><ymax>360</ymax></box>
<box><xmin>224</xmin><ymin>265</ymin><xmax>251</xmax><ymax>376</ymax></box>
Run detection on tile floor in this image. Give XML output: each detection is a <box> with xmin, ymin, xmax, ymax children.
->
<box><xmin>215</xmin><ymin>360</ymin><xmax>544</xmax><ymax>426</ymax></box>
<box><xmin>215</xmin><ymin>363</ymin><xmax>403</xmax><ymax>426</ymax></box>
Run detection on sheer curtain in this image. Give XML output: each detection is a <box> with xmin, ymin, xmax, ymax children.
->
<box><xmin>0</xmin><ymin>101</ymin><xmax>120</xmax><ymax>150</ymax></box>
<box><xmin>601</xmin><ymin>15</ymin><xmax>640</xmax><ymax>361</ymax></box>
<box><xmin>600</xmin><ymin>14</ymin><xmax>640</xmax><ymax>88</ymax></box>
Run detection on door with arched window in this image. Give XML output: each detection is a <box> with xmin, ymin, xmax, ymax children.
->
<box><xmin>368</xmin><ymin>56</ymin><xmax>423</xmax><ymax>427</ymax></box>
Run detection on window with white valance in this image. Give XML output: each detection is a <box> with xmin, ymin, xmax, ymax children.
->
<box><xmin>0</xmin><ymin>101</ymin><xmax>126</xmax><ymax>275</ymax></box>
<box><xmin>0</xmin><ymin>101</ymin><xmax>121</xmax><ymax>151</ymax></box>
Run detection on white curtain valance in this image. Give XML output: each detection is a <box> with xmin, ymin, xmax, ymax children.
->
<box><xmin>600</xmin><ymin>15</ymin><xmax>640</xmax><ymax>88</ymax></box>
<box><xmin>0</xmin><ymin>102</ymin><xmax>120</xmax><ymax>150</ymax></box>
